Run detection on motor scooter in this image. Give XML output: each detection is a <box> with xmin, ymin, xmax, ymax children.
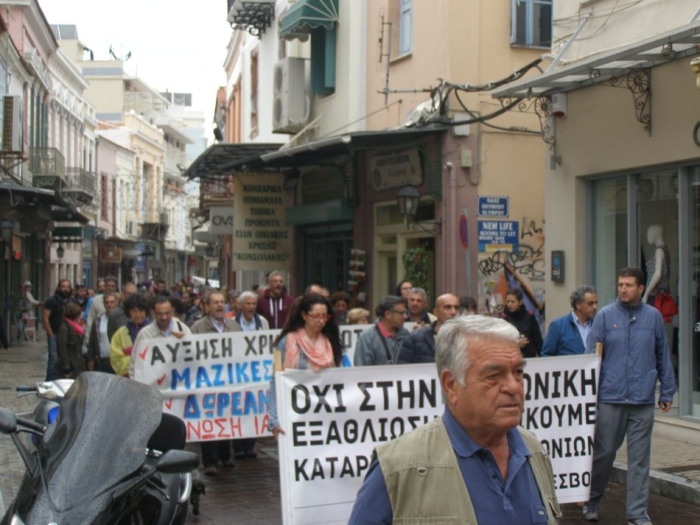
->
<box><xmin>0</xmin><ymin>372</ymin><xmax>200</xmax><ymax>525</ymax></box>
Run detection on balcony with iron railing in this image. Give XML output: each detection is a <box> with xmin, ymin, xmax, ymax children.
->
<box><xmin>63</xmin><ymin>167</ymin><xmax>97</xmax><ymax>205</ymax></box>
<box><xmin>30</xmin><ymin>147</ymin><xmax>65</xmax><ymax>192</ymax></box>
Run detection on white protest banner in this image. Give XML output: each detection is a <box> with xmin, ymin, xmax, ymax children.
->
<box><xmin>521</xmin><ymin>354</ymin><xmax>600</xmax><ymax>503</ymax></box>
<box><xmin>277</xmin><ymin>364</ymin><xmax>442</xmax><ymax>525</ymax></box>
<box><xmin>132</xmin><ymin>325</ymin><xmax>375</xmax><ymax>441</ymax></box>
<box><xmin>277</xmin><ymin>354</ymin><xmax>601</xmax><ymax>524</ymax></box>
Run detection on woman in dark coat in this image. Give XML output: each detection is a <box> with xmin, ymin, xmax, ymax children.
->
<box><xmin>500</xmin><ymin>288</ymin><xmax>543</xmax><ymax>358</ymax></box>
<box><xmin>57</xmin><ymin>302</ymin><xmax>87</xmax><ymax>378</ymax></box>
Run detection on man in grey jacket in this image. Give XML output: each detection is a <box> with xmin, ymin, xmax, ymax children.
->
<box><xmin>191</xmin><ymin>290</ymin><xmax>242</xmax><ymax>475</ymax></box>
<box><xmin>354</xmin><ymin>296</ymin><xmax>409</xmax><ymax>366</ymax></box>
<box><xmin>582</xmin><ymin>267</ymin><xmax>675</xmax><ymax>525</ymax></box>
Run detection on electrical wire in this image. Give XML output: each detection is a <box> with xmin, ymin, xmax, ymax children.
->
<box><xmin>453</xmin><ymin>91</ymin><xmax>542</xmax><ymax>135</ymax></box>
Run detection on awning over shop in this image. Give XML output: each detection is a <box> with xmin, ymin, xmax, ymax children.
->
<box><xmin>279</xmin><ymin>0</ymin><xmax>339</xmax><ymax>38</ymax></box>
<box><xmin>184</xmin><ymin>143</ymin><xmax>284</xmax><ymax>180</ymax></box>
<box><xmin>0</xmin><ymin>183</ymin><xmax>89</xmax><ymax>225</ymax></box>
<box><xmin>491</xmin><ymin>19</ymin><xmax>700</xmax><ymax>98</ymax></box>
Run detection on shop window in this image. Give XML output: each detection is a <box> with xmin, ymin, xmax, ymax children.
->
<box><xmin>310</xmin><ymin>26</ymin><xmax>336</xmax><ymax>95</ymax></box>
<box><xmin>591</xmin><ymin>177</ymin><xmax>628</xmax><ymax>306</ymax></box>
<box><xmin>512</xmin><ymin>0</ymin><xmax>552</xmax><ymax>48</ymax></box>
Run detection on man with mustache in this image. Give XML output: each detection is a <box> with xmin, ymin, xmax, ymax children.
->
<box><xmin>350</xmin><ymin>315</ymin><xmax>560</xmax><ymax>524</ymax></box>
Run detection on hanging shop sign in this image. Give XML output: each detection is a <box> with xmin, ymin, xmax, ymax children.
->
<box><xmin>233</xmin><ymin>173</ymin><xmax>292</xmax><ymax>272</ymax></box>
<box><xmin>210</xmin><ymin>207</ymin><xmax>234</xmax><ymax>235</ymax></box>
<box><xmin>369</xmin><ymin>148</ymin><xmax>423</xmax><ymax>191</ymax></box>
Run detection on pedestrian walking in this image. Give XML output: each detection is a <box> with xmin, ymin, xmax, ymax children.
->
<box><xmin>257</xmin><ymin>271</ymin><xmax>294</xmax><ymax>329</ymax></box>
<box><xmin>354</xmin><ymin>296</ymin><xmax>409</xmax><ymax>366</ymax></box>
<box><xmin>330</xmin><ymin>291</ymin><xmax>350</xmax><ymax>325</ymax></box>
<box><xmin>42</xmin><ymin>279</ymin><xmax>73</xmax><ymax>381</ymax></box>
<box><xmin>541</xmin><ymin>285</ymin><xmax>598</xmax><ymax>357</ymax></box>
<box><xmin>191</xmin><ymin>291</ymin><xmax>241</xmax><ymax>475</ymax></box>
<box><xmin>268</xmin><ymin>294</ymin><xmax>343</xmax><ymax>439</ymax></box>
<box><xmin>110</xmin><ymin>294</ymin><xmax>151</xmax><ymax>377</ymax></box>
<box><xmin>349</xmin><ymin>315</ymin><xmax>561</xmax><ymax>524</ymax></box>
<box><xmin>86</xmin><ymin>292</ymin><xmax>120</xmax><ymax>373</ymax></box>
<box><xmin>500</xmin><ymin>288</ymin><xmax>543</xmax><ymax>358</ymax></box>
<box><xmin>398</xmin><ymin>293</ymin><xmax>460</xmax><ymax>364</ymax></box>
<box><xmin>107</xmin><ymin>282</ymin><xmax>138</xmax><ymax>342</ymax></box>
<box><xmin>56</xmin><ymin>302</ymin><xmax>87</xmax><ymax>379</ymax></box>
<box><xmin>582</xmin><ymin>267</ymin><xmax>675</xmax><ymax>525</ymax></box>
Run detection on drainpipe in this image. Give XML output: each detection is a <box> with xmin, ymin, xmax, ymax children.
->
<box><xmin>444</xmin><ymin>161</ymin><xmax>456</xmax><ymax>293</ymax></box>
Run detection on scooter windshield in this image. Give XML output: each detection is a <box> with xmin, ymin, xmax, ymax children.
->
<box><xmin>39</xmin><ymin>372</ymin><xmax>162</xmax><ymax>513</ymax></box>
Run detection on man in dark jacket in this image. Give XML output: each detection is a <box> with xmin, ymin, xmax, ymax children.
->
<box><xmin>256</xmin><ymin>271</ymin><xmax>294</xmax><ymax>329</ymax></box>
<box><xmin>541</xmin><ymin>285</ymin><xmax>597</xmax><ymax>357</ymax></box>
<box><xmin>398</xmin><ymin>294</ymin><xmax>460</xmax><ymax>364</ymax></box>
<box><xmin>42</xmin><ymin>280</ymin><xmax>73</xmax><ymax>380</ymax></box>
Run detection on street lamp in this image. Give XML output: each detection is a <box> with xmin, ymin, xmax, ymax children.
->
<box><xmin>56</xmin><ymin>244</ymin><xmax>65</xmax><ymax>261</ymax></box>
<box><xmin>396</xmin><ymin>185</ymin><xmax>441</xmax><ymax>235</ymax></box>
<box><xmin>205</xmin><ymin>243</ymin><xmax>216</xmax><ymax>258</ymax></box>
<box><xmin>0</xmin><ymin>219</ymin><xmax>13</xmax><ymax>244</ymax></box>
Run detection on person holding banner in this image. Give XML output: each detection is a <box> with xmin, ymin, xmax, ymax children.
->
<box><xmin>110</xmin><ymin>295</ymin><xmax>152</xmax><ymax>377</ymax></box>
<box><xmin>268</xmin><ymin>293</ymin><xmax>343</xmax><ymax>439</ymax></box>
<box><xmin>349</xmin><ymin>315</ymin><xmax>561</xmax><ymax>524</ymax></box>
<box><xmin>582</xmin><ymin>267</ymin><xmax>674</xmax><ymax>525</ymax></box>
<box><xmin>191</xmin><ymin>290</ymin><xmax>242</xmax><ymax>475</ymax></box>
<box><xmin>501</xmin><ymin>288</ymin><xmax>543</xmax><ymax>358</ymax></box>
<box><xmin>541</xmin><ymin>285</ymin><xmax>598</xmax><ymax>357</ymax></box>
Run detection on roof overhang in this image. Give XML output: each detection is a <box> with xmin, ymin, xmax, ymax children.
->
<box><xmin>0</xmin><ymin>183</ymin><xmax>89</xmax><ymax>224</ymax></box>
<box><xmin>280</xmin><ymin>0</ymin><xmax>339</xmax><ymax>40</ymax></box>
<box><xmin>185</xmin><ymin>143</ymin><xmax>284</xmax><ymax>180</ymax></box>
<box><xmin>491</xmin><ymin>19</ymin><xmax>700</xmax><ymax>99</ymax></box>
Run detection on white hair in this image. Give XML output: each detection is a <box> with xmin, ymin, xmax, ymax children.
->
<box><xmin>239</xmin><ymin>291</ymin><xmax>257</xmax><ymax>303</ymax></box>
<box><xmin>435</xmin><ymin>315</ymin><xmax>519</xmax><ymax>386</ymax></box>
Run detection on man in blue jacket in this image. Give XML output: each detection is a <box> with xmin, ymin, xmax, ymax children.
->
<box><xmin>582</xmin><ymin>267</ymin><xmax>674</xmax><ymax>525</ymax></box>
<box><xmin>541</xmin><ymin>285</ymin><xmax>598</xmax><ymax>356</ymax></box>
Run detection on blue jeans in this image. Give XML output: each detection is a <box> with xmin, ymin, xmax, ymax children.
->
<box><xmin>46</xmin><ymin>336</ymin><xmax>59</xmax><ymax>381</ymax></box>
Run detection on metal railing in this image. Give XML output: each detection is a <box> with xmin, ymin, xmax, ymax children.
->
<box><xmin>29</xmin><ymin>147</ymin><xmax>65</xmax><ymax>178</ymax></box>
<box><xmin>64</xmin><ymin>167</ymin><xmax>97</xmax><ymax>196</ymax></box>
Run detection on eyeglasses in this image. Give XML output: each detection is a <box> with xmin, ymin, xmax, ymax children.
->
<box><xmin>306</xmin><ymin>313</ymin><xmax>332</xmax><ymax>321</ymax></box>
<box><xmin>391</xmin><ymin>309</ymin><xmax>407</xmax><ymax>315</ymax></box>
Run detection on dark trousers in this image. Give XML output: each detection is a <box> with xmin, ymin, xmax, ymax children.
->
<box><xmin>200</xmin><ymin>440</ymin><xmax>232</xmax><ymax>467</ymax></box>
<box><xmin>233</xmin><ymin>438</ymin><xmax>257</xmax><ymax>454</ymax></box>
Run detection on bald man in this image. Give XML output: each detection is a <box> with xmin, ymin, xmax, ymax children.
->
<box><xmin>398</xmin><ymin>294</ymin><xmax>460</xmax><ymax>364</ymax></box>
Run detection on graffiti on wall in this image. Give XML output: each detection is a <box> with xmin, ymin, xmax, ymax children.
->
<box><xmin>478</xmin><ymin>216</ymin><xmax>545</xmax><ymax>325</ymax></box>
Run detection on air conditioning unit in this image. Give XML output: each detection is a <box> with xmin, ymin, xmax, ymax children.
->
<box><xmin>273</xmin><ymin>57</ymin><xmax>308</xmax><ymax>133</ymax></box>
<box><xmin>3</xmin><ymin>96</ymin><xmax>22</xmax><ymax>152</ymax></box>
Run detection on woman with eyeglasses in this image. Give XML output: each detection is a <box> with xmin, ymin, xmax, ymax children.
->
<box><xmin>267</xmin><ymin>293</ymin><xmax>344</xmax><ymax>439</ymax></box>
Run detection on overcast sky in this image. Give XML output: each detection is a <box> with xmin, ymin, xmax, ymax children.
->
<box><xmin>40</xmin><ymin>0</ymin><xmax>232</xmax><ymax>132</ymax></box>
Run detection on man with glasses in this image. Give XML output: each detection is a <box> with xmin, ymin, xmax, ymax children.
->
<box><xmin>354</xmin><ymin>296</ymin><xmax>409</xmax><ymax>366</ymax></box>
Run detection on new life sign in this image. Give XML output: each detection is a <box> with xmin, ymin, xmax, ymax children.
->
<box><xmin>210</xmin><ymin>207</ymin><xmax>234</xmax><ymax>235</ymax></box>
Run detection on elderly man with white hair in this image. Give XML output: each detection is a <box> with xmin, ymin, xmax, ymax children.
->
<box><xmin>350</xmin><ymin>315</ymin><xmax>561</xmax><ymax>524</ymax></box>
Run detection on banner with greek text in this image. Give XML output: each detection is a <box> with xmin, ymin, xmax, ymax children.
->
<box><xmin>233</xmin><ymin>173</ymin><xmax>292</xmax><ymax>272</ymax></box>
<box><xmin>132</xmin><ymin>325</ymin><xmax>374</xmax><ymax>441</ymax></box>
<box><xmin>276</xmin><ymin>354</ymin><xmax>600</xmax><ymax>524</ymax></box>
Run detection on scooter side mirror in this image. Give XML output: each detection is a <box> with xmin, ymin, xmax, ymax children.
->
<box><xmin>0</xmin><ymin>408</ymin><xmax>18</xmax><ymax>434</ymax></box>
<box><xmin>155</xmin><ymin>449</ymin><xmax>200</xmax><ymax>474</ymax></box>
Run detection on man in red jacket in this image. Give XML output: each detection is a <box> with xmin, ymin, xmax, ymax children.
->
<box><xmin>256</xmin><ymin>271</ymin><xmax>294</xmax><ymax>329</ymax></box>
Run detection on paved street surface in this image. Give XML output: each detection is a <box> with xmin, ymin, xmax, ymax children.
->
<box><xmin>2</xmin><ymin>335</ymin><xmax>700</xmax><ymax>524</ymax></box>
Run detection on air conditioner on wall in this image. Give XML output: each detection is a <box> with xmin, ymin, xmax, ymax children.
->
<box><xmin>273</xmin><ymin>57</ymin><xmax>309</xmax><ymax>134</ymax></box>
<box><xmin>3</xmin><ymin>96</ymin><xmax>23</xmax><ymax>152</ymax></box>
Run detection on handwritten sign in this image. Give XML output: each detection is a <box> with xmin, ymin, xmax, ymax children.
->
<box><xmin>276</xmin><ymin>354</ymin><xmax>600</xmax><ymax>523</ymax></box>
<box><xmin>133</xmin><ymin>325</ymin><xmax>374</xmax><ymax>441</ymax></box>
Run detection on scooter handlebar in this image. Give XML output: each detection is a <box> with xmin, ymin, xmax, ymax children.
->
<box><xmin>16</xmin><ymin>417</ymin><xmax>45</xmax><ymax>433</ymax></box>
<box><xmin>16</xmin><ymin>386</ymin><xmax>38</xmax><ymax>392</ymax></box>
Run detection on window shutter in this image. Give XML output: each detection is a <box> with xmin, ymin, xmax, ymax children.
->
<box><xmin>324</xmin><ymin>25</ymin><xmax>337</xmax><ymax>91</ymax></box>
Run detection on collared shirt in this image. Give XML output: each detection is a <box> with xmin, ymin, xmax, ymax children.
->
<box><xmin>349</xmin><ymin>409</ymin><xmax>547</xmax><ymax>525</ymax></box>
<box><xmin>376</xmin><ymin>321</ymin><xmax>396</xmax><ymax>339</ymax></box>
<box><xmin>240</xmin><ymin>315</ymin><xmax>257</xmax><ymax>332</ymax></box>
<box><xmin>571</xmin><ymin>311</ymin><xmax>592</xmax><ymax>346</ymax></box>
<box><xmin>209</xmin><ymin>316</ymin><xmax>225</xmax><ymax>333</ymax></box>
